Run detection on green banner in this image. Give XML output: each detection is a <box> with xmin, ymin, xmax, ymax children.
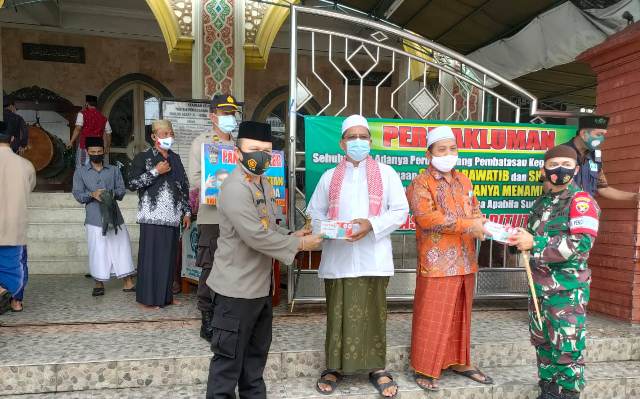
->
<box><xmin>304</xmin><ymin>116</ymin><xmax>576</xmax><ymax>229</ymax></box>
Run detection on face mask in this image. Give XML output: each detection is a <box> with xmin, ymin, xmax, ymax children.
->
<box><xmin>430</xmin><ymin>154</ymin><xmax>458</xmax><ymax>173</ymax></box>
<box><xmin>217</xmin><ymin>115</ymin><xmax>237</xmax><ymax>134</ymax></box>
<box><xmin>240</xmin><ymin>150</ymin><xmax>271</xmax><ymax>175</ymax></box>
<box><xmin>583</xmin><ymin>132</ymin><xmax>604</xmax><ymax>151</ymax></box>
<box><xmin>346</xmin><ymin>139</ymin><xmax>370</xmax><ymax>162</ymax></box>
<box><xmin>89</xmin><ymin>154</ymin><xmax>104</xmax><ymax>164</ymax></box>
<box><xmin>544</xmin><ymin>166</ymin><xmax>576</xmax><ymax>186</ymax></box>
<box><xmin>157</xmin><ymin>137</ymin><xmax>174</xmax><ymax>150</ymax></box>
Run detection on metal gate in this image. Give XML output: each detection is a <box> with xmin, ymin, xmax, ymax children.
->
<box><xmin>285</xmin><ymin>5</ymin><xmax>557</xmax><ymax>306</ymax></box>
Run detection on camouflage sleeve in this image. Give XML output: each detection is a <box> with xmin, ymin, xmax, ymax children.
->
<box><xmin>532</xmin><ymin>232</ymin><xmax>594</xmax><ymax>265</ymax></box>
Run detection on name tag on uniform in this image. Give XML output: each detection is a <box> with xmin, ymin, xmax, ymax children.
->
<box><xmin>589</xmin><ymin>160</ymin><xmax>599</xmax><ymax>172</ymax></box>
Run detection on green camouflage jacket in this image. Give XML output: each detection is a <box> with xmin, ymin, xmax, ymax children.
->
<box><xmin>526</xmin><ymin>183</ymin><xmax>600</xmax><ymax>294</ymax></box>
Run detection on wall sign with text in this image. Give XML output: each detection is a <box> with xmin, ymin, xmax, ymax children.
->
<box><xmin>304</xmin><ymin>116</ymin><xmax>576</xmax><ymax>230</ymax></box>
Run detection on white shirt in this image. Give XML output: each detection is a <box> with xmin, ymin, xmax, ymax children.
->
<box><xmin>75</xmin><ymin>112</ymin><xmax>112</xmax><ymax>134</ymax></box>
<box><xmin>307</xmin><ymin>161</ymin><xmax>409</xmax><ymax>279</ymax></box>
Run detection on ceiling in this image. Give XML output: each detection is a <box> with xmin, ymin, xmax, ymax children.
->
<box><xmin>323</xmin><ymin>0</ymin><xmax>599</xmax><ymax>108</ymax></box>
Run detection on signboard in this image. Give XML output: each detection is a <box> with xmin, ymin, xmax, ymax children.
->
<box><xmin>160</xmin><ymin>99</ymin><xmax>212</xmax><ymax>175</ymax></box>
<box><xmin>22</xmin><ymin>43</ymin><xmax>85</xmax><ymax>64</ymax></box>
<box><xmin>201</xmin><ymin>144</ymin><xmax>287</xmax><ymax>210</ymax></box>
<box><xmin>304</xmin><ymin>116</ymin><xmax>576</xmax><ymax>229</ymax></box>
<box><xmin>181</xmin><ymin>220</ymin><xmax>201</xmax><ymax>281</ymax></box>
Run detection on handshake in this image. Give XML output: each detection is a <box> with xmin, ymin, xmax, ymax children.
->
<box><xmin>292</xmin><ymin>228</ymin><xmax>323</xmax><ymax>252</ymax></box>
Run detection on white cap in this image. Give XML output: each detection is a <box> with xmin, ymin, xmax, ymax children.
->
<box><xmin>427</xmin><ymin>125</ymin><xmax>455</xmax><ymax>148</ymax></box>
<box><xmin>341</xmin><ymin>114</ymin><xmax>369</xmax><ymax>135</ymax></box>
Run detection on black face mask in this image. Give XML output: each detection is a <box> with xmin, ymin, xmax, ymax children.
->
<box><xmin>89</xmin><ymin>154</ymin><xmax>104</xmax><ymax>164</ymax></box>
<box><xmin>239</xmin><ymin>150</ymin><xmax>271</xmax><ymax>176</ymax></box>
<box><xmin>544</xmin><ymin>166</ymin><xmax>576</xmax><ymax>186</ymax></box>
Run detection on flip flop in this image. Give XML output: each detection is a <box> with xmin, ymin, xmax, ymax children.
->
<box><xmin>315</xmin><ymin>369</ymin><xmax>342</xmax><ymax>395</ymax></box>
<box><xmin>414</xmin><ymin>373</ymin><xmax>440</xmax><ymax>391</ymax></box>
<box><xmin>122</xmin><ymin>287</ymin><xmax>136</xmax><ymax>292</ymax></box>
<box><xmin>452</xmin><ymin>368</ymin><xmax>494</xmax><ymax>385</ymax></box>
<box><xmin>92</xmin><ymin>287</ymin><xmax>105</xmax><ymax>297</ymax></box>
<box><xmin>369</xmin><ymin>370</ymin><xmax>399</xmax><ymax>398</ymax></box>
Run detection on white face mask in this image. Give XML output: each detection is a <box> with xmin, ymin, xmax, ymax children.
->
<box><xmin>430</xmin><ymin>154</ymin><xmax>458</xmax><ymax>172</ymax></box>
<box><xmin>157</xmin><ymin>136</ymin><xmax>174</xmax><ymax>150</ymax></box>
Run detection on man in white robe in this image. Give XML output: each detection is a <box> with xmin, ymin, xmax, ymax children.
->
<box><xmin>72</xmin><ymin>136</ymin><xmax>135</xmax><ymax>296</ymax></box>
<box><xmin>307</xmin><ymin>115</ymin><xmax>409</xmax><ymax>398</ymax></box>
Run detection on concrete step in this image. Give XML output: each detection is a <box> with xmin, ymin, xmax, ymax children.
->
<box><xmin>2</xmin><ymin>363</ymin><xmax>639</xmax><ymax>398</ymax></box>
<box><xmin>27</xmin><ymin>223</ymin><xmax>140</xmax><ymax>241</ymax></box>
<box><xmin>28</xmin><ymin>207</ymin><xmax>138</xmax><ymax>224</ymax></box>
<box><xmin>27</xmin><ymin>256</ymin><xmax>139</xmax><ymax>274</ymax></box>
<box><xmin>27</xmin><ymin>240</ymin><xmax>140</xmax><ymax>260</ymax></box>
<box><xmin>29</xmin><ymin>193</ymin><xmax>139</xmax><ymax>209</ymax></box>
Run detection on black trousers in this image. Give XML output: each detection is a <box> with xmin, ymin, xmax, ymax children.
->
<box><xmin>196</xmin><ymin>224</ymin><xmax>219</xmax><ymax>312</ymax></box>
<box><xmin>206</xmin><ymin>293</ymin><xmax>273</xmax><ymax>399</ymax></box>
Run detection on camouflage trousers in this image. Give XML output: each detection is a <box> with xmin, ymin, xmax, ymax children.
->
<box><xmin>529</xmin><ymin>286</ymin><xmax>590</xmax><ymax>393</ymax></box>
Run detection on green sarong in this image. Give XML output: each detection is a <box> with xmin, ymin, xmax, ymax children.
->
<box><xmin>324</xmin><ymin>276</ymin><xmax>389</xmax><ymax>373</ymax></box>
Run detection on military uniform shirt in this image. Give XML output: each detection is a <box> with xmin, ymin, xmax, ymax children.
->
<box><xmin>527</xmin><ymin>183</ymin><xmax>600</xmax><ymax>295</ymax></box>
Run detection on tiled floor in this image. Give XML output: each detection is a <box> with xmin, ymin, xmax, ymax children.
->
<box><xmin>1</xmin><ymin>275</ymin><xmax>640</xmax><ymax>398</ymax></box>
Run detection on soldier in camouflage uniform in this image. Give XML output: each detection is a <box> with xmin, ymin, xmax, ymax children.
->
<box><xmin>509</xmin><ymin>145</ymin><xmax>600</xmax><ymax>399</ymax></box>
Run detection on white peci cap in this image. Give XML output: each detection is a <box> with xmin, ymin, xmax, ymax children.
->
<box><xmin>427</xmin><ymin>125</ymin><xmax>455</xmax><ymax>148</ymax></box>
<box><xmin>341</xmin><ymin>114</ymin><xmax>370</xmax><ymax>135</ymax></box>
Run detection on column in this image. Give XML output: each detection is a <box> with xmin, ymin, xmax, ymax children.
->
<box><xmin>577</xmin><ymin>22</ymin><xmax>640</xmax><ymax>322</ymax></box>
<box><xmin>201</xmin><ymin>0</ymin><xmax>245</xmax><ymax>102</ymax></box>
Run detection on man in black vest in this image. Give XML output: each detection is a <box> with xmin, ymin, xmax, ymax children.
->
<box><xmin>563</xmin><ymin>115</ymin><xmax>640</xmax><ymax>201</ymax></box>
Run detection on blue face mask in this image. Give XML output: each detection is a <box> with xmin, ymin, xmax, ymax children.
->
<box><xmin>217</xmin><ymin>115</ymin><xmax>237</xmax><ymax>134</ymax></box>
<box><xmin>346</xmin><ymin>139</ymin><xmax>370</xmax><ymax>162</ymax></box>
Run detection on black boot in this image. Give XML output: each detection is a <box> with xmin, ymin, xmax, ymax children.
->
<box><xmin>200</xmin><ymin>311</ymin><xmax>214</xmax><ymax>342</ymax></box>
<box><xmin>560</xmin><ymin>390</ymin><xmax>580</xmax><ymax>399</ymax></box>
<box><xmin>538</xmin><ymin>381</ymin><xmax>562</xmax><ymax>399</ymax></box>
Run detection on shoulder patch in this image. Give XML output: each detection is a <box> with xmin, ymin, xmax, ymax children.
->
<box><xmin>569</xmin><ymin>192</ymin><xmax>599</xmax><ymax>237</ymax></box>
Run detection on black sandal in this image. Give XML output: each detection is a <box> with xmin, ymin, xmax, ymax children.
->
<box><xmin>452</xmin><ymin>368</ymin><xmax>494</xmax><ymax>385</ymax></box>
<box><xmin>414</xmin><ymin>372</ymin><xmax>440</xmax><ymax>391</ymax></box>
<box><xmin>369</xmin><ymin>370</ymin><xmax>399</xmax><ymax>398</ymax></box>
<box><xmin>122</xmin><ymin>287</ymin><xmax>136</xmax><ymax>292</ymax></box>
<box><xmin>315</xmin><ymin>369</ymin><xmax>342</xmax><ymax>395</ymax></box>
<box><xmin>92</xmin><ymin>287</ymin><xmax>105</xmax><ymax>297</ymax></box>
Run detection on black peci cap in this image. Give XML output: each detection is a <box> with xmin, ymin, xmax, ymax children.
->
<box><xmin>85</xmin><ymin>95</ymin><xmax>98</xmax><ymax>103</ymax></box>
<box><xmin>578</xmin><ymin>115</ymin><xmax>609</xmax><ymax>131</ymax></box>
<box><xmin>85</xmin><ymin>136</ymin><xmax>104</xmax><ymax>148</ymax></box>
<box><xmin>237</xmin><ymin>121</ymin><xmax>271</xmax><ymax>142</ymax></box>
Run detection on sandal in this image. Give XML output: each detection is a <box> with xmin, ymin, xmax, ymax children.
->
<box><xmin>414</xmin><ymin>372</ymin><xmax>439</xmax><ymax>391</ymax></box>
<box><xmin>315</xmin><ymin>369</ymin><xmax>343</xmax><ymax>395</ymax></box>
<box><xmin>369</xmin><ymin>370</ymin><xmax>399</xmax><ymax>398</ymax></box>
<box><xmin>10</xmin><ymin>301</ymin><xmax>23</xmax><ymax>312</ymax></box>
<box><xmin>92</xmin><ymin>287</ymin><xmax>105</xmax><ymax>297</ymax></box>
<box><xmin>452</xmin><ymin>368</ymin><xmax>494</xmax><ymax>385</ymax></box>
<box><xmin>122</xmin><ymin>287</ymin><xmax>136</xmax><ymax>292</ymax></box>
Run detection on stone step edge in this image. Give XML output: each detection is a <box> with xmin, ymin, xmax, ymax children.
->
<box><xmin>1</xmin><ymin>335</ymin><xmax>635</xmax><ymax>372</ymax></box>
<box><xmin>1</xmin><ymin>360</ymin><xmax>638</xmax><ymax>397</ymax></box>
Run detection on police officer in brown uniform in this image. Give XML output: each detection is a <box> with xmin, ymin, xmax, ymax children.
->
<box><xmin>188</xmin><ymin>94</ymin><xmax>241</xmax><ymax>342</ymax></box>
<box><xmin>205</xmin><ymin>121</ymin><xmax>322</xmax><ymax>399</ymax></box>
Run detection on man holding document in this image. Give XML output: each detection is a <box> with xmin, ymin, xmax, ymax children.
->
<box><xmin>307</xmin><ymin>114</ymin><xmax>409</xmax><ymax>398</ymax></box>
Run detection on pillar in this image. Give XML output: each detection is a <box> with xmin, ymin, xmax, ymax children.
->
<box><xmin>577</xmin><ymin>22</ymin><xmax>640</xmax><ymax>322</ymax></box>
<box><xmin>201</xmin><ymin>0</ymin><xmax>245</xmax><ymax>102</ymax></box>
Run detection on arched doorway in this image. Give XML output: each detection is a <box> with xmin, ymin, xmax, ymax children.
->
<box><xmin>99</xmin><ymin>74</ymin><xmax>172</xmax><ymax>168</ymax></box>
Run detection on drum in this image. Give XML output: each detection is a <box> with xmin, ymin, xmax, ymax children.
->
<box><xmin>21</xmin><ymin>125</ymin><xmax>70</xmax><ymax>178</ymax></box>
<box><xmin>21</xmin><ymin>125</ymin><xmax>53</xmax><ymax>172</ymax></box>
